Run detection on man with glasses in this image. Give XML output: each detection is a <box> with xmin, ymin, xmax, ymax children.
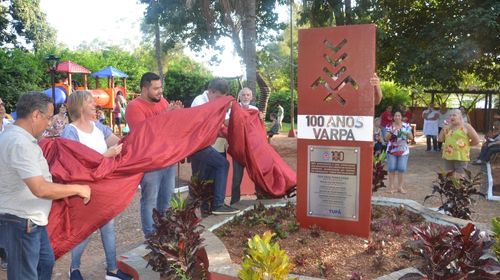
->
<box><xmin>0</xmin><ymin>92</ymin><xmax>91</xmax><ymax>280</ymax></box>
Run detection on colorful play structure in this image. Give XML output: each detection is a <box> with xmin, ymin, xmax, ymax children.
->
<box><xmin>44</xmin><ymin>61</ymin><xmax>128</xmax><ymax>127</ymax></box>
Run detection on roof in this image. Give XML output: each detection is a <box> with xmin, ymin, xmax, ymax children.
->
<box><xmin>92</xmin><ymin>66</ymin><xmax>128</xmax><ymax>78</ymax></box>
<box><xmin>56</xmin><ymin>61</ymin><xmax>91</xmax><ymax>74</ymax></box>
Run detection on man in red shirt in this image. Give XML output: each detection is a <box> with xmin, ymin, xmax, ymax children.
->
<box><xmin>125</xmin><ymin>72</ymin><xmax>181</xmax><ymax>238</ymax></box>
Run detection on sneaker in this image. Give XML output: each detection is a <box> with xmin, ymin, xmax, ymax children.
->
<box><xmin>69</xmin><ymin>269</ymin><xmax>84</xmax><ymax>280</ymax></box>
<box><xmin>105</xmin><ymin>269</ymin><xmax>133</xmax><ymax>280</ymax></box>
<box><xmin>472</xmin><ymin>159</ymin><xmax>482</xmax><ymax>165</ymax></box>
<box><xmin>212</xmin><ymin>204</ymin><xmax>240</xmax><ymax>215</ymax></box>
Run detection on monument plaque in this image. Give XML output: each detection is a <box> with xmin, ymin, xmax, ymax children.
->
<box><xmin>307</xmin><ymin>146</ymin><xmax>359</xmax><ymax>221</ymax></box>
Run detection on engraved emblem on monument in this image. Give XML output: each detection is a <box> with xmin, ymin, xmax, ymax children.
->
<box><xmin>307</xmin><ymin>145</ymin><xmax>360</xmax><ymax>221</ymax></box>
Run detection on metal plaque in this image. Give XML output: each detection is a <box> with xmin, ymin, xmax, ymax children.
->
<box><xmin>307</xmin><ymin>145</ymin><xmax>360</xmax><ymax>221</ymax></box>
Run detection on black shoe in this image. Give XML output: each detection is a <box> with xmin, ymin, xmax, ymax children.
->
<box><xmin>105</xmin><ymin>269</ymin><xmax>133</xmax><ymax>280</ymax></box>
<box><xmin>69</xmin><ymin>269</ymin><xmax>84</xmax><ymax>280</ymax></box>
<box><xmin>212</xmin><ymin>204</ymin><xmax>240</xmax><ymax>215</ymax></box>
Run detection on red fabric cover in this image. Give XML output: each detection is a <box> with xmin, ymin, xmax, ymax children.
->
<box><xmin>41</xmin><ymin>96</ymin><xmax>296</xmax><ymax>258</ymax></box>
<box><xmin>228</xmin><ymin>104</ymin><xmax>296</xmax><ymax>197</ymax></box>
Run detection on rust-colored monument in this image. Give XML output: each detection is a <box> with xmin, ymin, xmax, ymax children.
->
<box><xmin>296</xmin><ymin>24</ymin><xmax>376</xmax><ymax>238</ymax></box>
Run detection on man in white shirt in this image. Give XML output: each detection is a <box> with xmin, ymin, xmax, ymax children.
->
<box><xmin>0</xmin><ymin>92</ymin><xmax>90</xmax><ymax>280</ymax></box>
<box><xmin>422</xmin><ymin>102</ymin><xmax>441</xmax><ymax>151</ymax></box>
<box><xmin>190</xmin><ymin>78</ymin><xmax>239</xmax><ymax>215</ymax></box>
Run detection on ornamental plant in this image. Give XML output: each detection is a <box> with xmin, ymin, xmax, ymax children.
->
<box><xmin>239</xmin><ymin>231</ymin><xmax>297</xmax><ymax>280</ymax></box>
<box><xmin>372</xmin><ymin>151</ymin><xmax>387</xmax><ymax>192</ymax></box>
<box><xmin>145</xmin><ymin>177</ymin><xmax>213</xmax><ymax>280</ymax></box>
<box><xmin>424</xmin><ymin>169</ymin><xmax>484</xmax><ymax>220</ymax></box>
<box><xmin>400</xmin><ymin>223</ymin><xmax>500</xmax><ymax>280</ymax></box>
<box><xmin>493</xmin><ymin>217</ymin><xmax>500</xmax><ymax>259</ymax></box>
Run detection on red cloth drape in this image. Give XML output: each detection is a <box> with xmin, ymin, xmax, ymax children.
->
<box><xmin>40</xmin><ymin>96</ymin><xmax>296</xmax><ymax>258</ymax></box>
<box><xmin>227</xmin><ymin>104</ymin><xmax>296</xmax><ymax>197</ymax></box>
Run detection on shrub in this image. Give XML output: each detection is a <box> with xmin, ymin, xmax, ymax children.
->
<box><xmin>145</xmin><ymin>177</ymin><xmax>212</xmax><ymax>279</ymax></box>
<box><xmin>400</xmin><ymin>223</ymin><xmax>500</xmax><ymax>280</ymax></box>
<box><xmin>493</xmin><ymin>217</ymin><xmax>500</xmax><ymax>259</ymax></box>
<box><xmin>372</xmin><ymin>151</ymin><xmax>388</xmax><ymax>192</ymax></box>
<box><xmin>239</xmin><ymin>231</ymin><xmax>297</xmax><ymax>280</ymax></box>
<box><xmin>424</xmin><ymin>169</ymin><xmax>484</xmax><ymax>220</ymax></box>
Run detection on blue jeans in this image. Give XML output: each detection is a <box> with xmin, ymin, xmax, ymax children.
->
<box><xmin>0</xmin><ymin>213</ymin><xmax>54</xmax><ymax>280</ymax></box>
<box><xmin>140</xmin><ymin>165</ymin><xmax>176</xmax><ymax>237</ymax></box>
<box><xmin>190</xmin><ymin>147</ymin><xmax>229</xmax><ymax>208</ymax></box>
<box><xmin>478</xmin><ymin>144</ymin><xmax>500</xmax><ymax>162</ymax></box>
<box><xmin>71</xmin><ymin>219</ymin><xmax>116</xmax><ymax>271</ymax></box>
<box><xmin>387</xmin><ymin>154</ymin><xmax>409</xmax><ymax>173</ymax></box>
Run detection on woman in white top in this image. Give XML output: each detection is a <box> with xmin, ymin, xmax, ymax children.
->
<box><xmin>61</xmin><ymin>91</ymin><xmax>131</xmax><ymax>280</ymax></box>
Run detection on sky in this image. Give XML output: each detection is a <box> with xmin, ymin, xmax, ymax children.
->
<box><xmin>39</xmin><ymin>0</ymin><xmax>244</xmax><ymax>76</ymax></box>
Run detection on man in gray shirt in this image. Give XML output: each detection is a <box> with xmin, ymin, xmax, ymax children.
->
<box><xmin>0</xmin><ymin>92</ymin><xmax>91</xmax><ymax>280</ymax></box>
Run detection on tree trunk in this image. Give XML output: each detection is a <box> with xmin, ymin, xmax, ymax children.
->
<box><xmin>327</xmin><ymin>0</ymin><xmax>345</xmax><ymax>26</ymax></box>
<box><xmin>256</xmin><ymin>72</ymin><xmax>271</xmax><ymax>116</ymax></box>
<box><xmin>241</xmin><ymin>0</ymin><xmax>257</xmax><ymax>96</ymax></box>
<box><xmin>345</xmin><ymin>0</ymin><xmax>352</xmax><ymax>24</ymax></box>
<box><xmin>154</xmin><ymin>14</ymin><xmax>164</xmax><ymax>86</ymax></box>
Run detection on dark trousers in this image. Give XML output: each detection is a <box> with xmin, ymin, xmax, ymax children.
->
<box><xmin>190</xmin><ymin>146</ymin><xmax>229</xmax><ymax>208</ymax></box>
<box><xmin>438</xmin><ymin>127</ymin><xmax>443</xmax><ymax>150</ymax></box>
<box><xmin>426</xmin><ymin>135</ymin><xmax>438</xmax><ymax>151</ymax></box>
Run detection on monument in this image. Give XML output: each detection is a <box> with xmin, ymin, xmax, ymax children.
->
<box><xmin>296</xmin><ymin>24</ymin><xmax>376</xmax><ymax>238</ymax></box>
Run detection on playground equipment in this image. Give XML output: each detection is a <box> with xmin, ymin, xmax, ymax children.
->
<box><xmin>42</xmin><ymin>61</ymin><xmax>91</xmax><ymax>105</ymax></box>
<box><xmin>91</xmin><ymin>66</ymin><xmax>129</xmax><ymax>110</ymax></box>
<box><xmin>44</xmin><ymin>62</ymin><xmax>128</xmax><ymax>111</ymax></box>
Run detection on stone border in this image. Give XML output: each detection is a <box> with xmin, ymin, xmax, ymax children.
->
<box><xmin>118</xmin><ymin>197</ymin><xmax>491</xmax><ymax>279</ymax></box>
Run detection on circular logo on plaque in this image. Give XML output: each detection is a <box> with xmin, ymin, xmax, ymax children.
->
<box><xmin>322</xmin><ymin>152</ymin><xmax>330</xmax><ymax>160</ymax></box>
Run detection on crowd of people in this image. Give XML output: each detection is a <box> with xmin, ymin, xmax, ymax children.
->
<box><xmin>0</xmin><ymin>72</ymin><xmax>303</xmax><ymax>279</ymax></box>
<box><xmin>2</xmin><ymin>70</ymin><xmax>497</xmax><ymax>280</ymax></box>
<box><xmin>374</xmin><ymin>102</ymin><xmax>496</xmax><ymax>194</ymax></box>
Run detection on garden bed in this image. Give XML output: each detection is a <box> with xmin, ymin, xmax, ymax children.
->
<box><xmin>214</xmin><ymin>202</ymin><xmax>430</xmax><ymax>279</ymax></box>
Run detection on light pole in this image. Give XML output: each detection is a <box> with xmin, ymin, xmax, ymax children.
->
<box><xmin>45</xmin><ymin>54</ymin><xmax>60</xmax><ymax>113</ymax></box>
<box><xmin>288</xmin><ymin>0</ymin><xmax>296</xmax><ymax>137</ymax></box>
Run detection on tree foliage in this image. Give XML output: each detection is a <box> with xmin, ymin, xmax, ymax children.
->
<box><xmin>164</xmin><ymin>55</ymin><xmax>213</xmax><ymax>105</ymax></box>
<box><xmin>140</xmin><ymin>0</ymin><xmax>286</xmax><ymax>97</ymax></box>
<box><xmin>0</xmin><ymin>48</ymin><xmax>45</xmax><ymax>111</ymax></box>
<box><xmin>374</xmin><ymin>0</ymin><xmax>500</xmax><ymax>88</ymax></box>
<box><xmin>0</xmin><ymin>0</ymin><xmax>56</xmax><ymax>51</ymax></box>
<box><xmin>298</xmin><ymin>0</ymin><xmax>499</xmax><ymax>88</ymax></box>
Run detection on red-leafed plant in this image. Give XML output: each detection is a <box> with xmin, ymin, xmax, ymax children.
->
<box><xmin>145</xmin><ymin>177</ymin><xmax>213</xmax><ymax>280</ymax></box>
<box><xmin>424</xmin><ymin>169</ymin><xmax>484</xmax><ymax>220</ymax></box>
<box><xmin>372</xmin><ymin>151</ymin><xmax>387</xmax><ymax>192</ymax></box>
<box><xmin>400</xmin><ymin>223</ymin><xmax>500</xmax><ymax>280</ymax></box>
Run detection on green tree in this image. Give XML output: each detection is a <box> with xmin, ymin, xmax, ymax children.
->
<box><xmin>163</xmin><ymin>54</ymin><xmax>213</xmax><ymax>105</ymax></box>
<box><xmin>298</xmin><ymin>0</ymin><xmax>500</xmax><ymax>89</ymax></box>
<box><xmin>374</xmin><ymin>0</ymin><xmax>499</xmax><ymax>88</ymax></box>
<box><xmin>1</xmin><ymin>0</ymin><xmax>56</xmax><ymax>51</ymax></box>
<box><xmin>0</xmin><ymin>49</ymin><xmax>45</xmax><ymax>112</ymax></box>
<box><xmin>141</xmin><ymin>0</ymin><xmax>286</xmax><ymax>110</ymax></box>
